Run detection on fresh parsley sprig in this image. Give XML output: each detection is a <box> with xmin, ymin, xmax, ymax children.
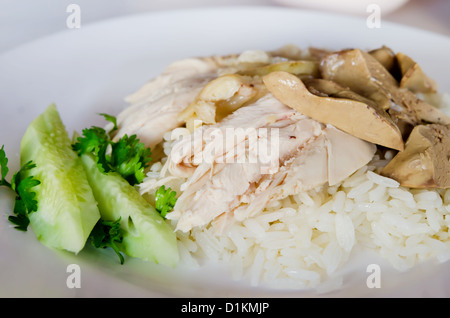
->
<box><xmin>0</xmin><ymin>145</ymin><xmax>40</xmax><ymax>231</ymax></box>
<box><xmin>155</xmin><ymin>185</ymin><xmax>177</xmax><ymax>218</ymax></box>
<box><xmin>72</xmin><ymin>113</ymin><xmax>152</xmax><ymax>186</ymax></box>
<box><xmin>98</xmin><ymin>113</ymin><xmax>118</xmax><ymax>134</ymax></box>
<box><xmin>89</xmin><ymin>217</ymin><xmax>124</xmax><ymax>264</ymax></box>
<box><xmin>0</xmin><ymin>145</ymin><xmax>10</xmax><ymax>188</ymax></box>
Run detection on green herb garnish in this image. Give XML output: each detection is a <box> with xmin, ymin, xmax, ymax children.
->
<box><xmin>73</xmin><ymin>114</ymin><xmax>151</xmax><ymax>186</ymax></box>
<box><xmin>89</xmin><ymin>217</ymin><xmax>124</xmax><ymax>264</ymax></box>
<box><xmin>0</xmin><ymin>145</ymin><xmax>40</xmax><ymax>231</ymax></box>
<box><xmin>155</xmin><ymin>185</ymin><xmax>177</xmax><ymax>218</ymax></box>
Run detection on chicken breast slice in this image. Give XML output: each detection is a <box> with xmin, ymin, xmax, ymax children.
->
<box><xmin>169</xmin><ymin>107</ymin><xmax>324</xmax><ymax>232</ymax></box>
<box><xmin>226</xmin><ymin>125</ymin><xmax>376</xmax><ymax>227</ymax></box>
<box><xmin>166</xmin><ymin>94</ymin><xmax>306</xmax><ymax>178</ymax></box>
<box><xmin>113</xmin><ymin>57</ymin><xmax>222</xmax><ymax>149</ymax></box>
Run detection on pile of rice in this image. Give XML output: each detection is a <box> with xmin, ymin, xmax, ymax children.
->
<box><xmin>139</xmin><ymin>93</ymin><xmax>450</xmax><ymax>291</ymax></box>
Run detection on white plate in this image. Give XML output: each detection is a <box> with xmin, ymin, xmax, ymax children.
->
<box><xmin>273</xmin><ymin>0</ymin><xmax>409</xmax><ymax>16</ymax></box>
<box><xmin>0</xmin><ymin>6</ymin><xmax>449</xmax><ymax>298</ymax></box>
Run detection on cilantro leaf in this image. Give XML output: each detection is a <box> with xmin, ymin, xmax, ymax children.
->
<box><xmin>72</xmin><ymin>114</ymin><xmax>152</xmax><ymax>186</ymax></box>
<box><xmin>72</xmin><ymin>126</ymin><xmax>109</xmax><ymax>155</ymax></box>
<box><xmin>90</xmin><ymin>217</ymin><xmax>124</xmax><ymax>264</ymax></box>
<box><xmin>9</xmin><ymin>161</ymin><xmax>40</xmax><ymax>230</ymax></box>
<box><xmin>110</xmin><ymin>134</ymin><xmax>152</xmax><ymax>185</ymax></box>
<box><xmin>11</xmin><ymin>161</ymin><xmax>40</xmax><ymax>216</ymax></box>
<box><xmin>72</xmin><ymin>127</ymin><xmax>111</xmax><ymax>173</ymax></box>
<box><xmin>15</xmin><ymin>176</ymin><xmax>40</xmax><ymax>213</ymax></box>
<box><xmin>8</xmin><ymin>214</ymin><xmax>30</xmax><ymax>232</ymax></box>
<box><xmin>155</xmin><ymin>185</ymin><xmax>177</xmax><ymax>218</ymax></box>
<box><xmin>99</xmin><ymin>113</ymin><xmax>118</xmax><ymax>134</ymax></box>
<box><xmin>0</xmin><ymin>145</ymin><xmax>10</xmax><ymax>187</ymax></box>
<box><xmin>0</xmin><ymin>146</ymin><xmax>40</xmax><ymax>231</ymax></box>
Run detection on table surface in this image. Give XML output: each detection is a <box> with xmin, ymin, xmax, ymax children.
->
<box><xmin>0</xmin><ymin>0</ymin><xmax>449</xmax><ymax>54</ymax></box>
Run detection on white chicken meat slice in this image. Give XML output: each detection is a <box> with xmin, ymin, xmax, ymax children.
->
<box><xmin>166</xmin><ymin>94</ymin><xmax>303</xmax><ymax>178</ymax></box>
<box><xmin>167</xmin><ymin>95</ymin><xmax>350</xmax><ymax>232</ymax></box>
<box><xmin>113</xmin><ymin>57</ymin><xmax>222</xmax><ymax>149</ymax></box>
<box><xmin>167</xmin><ymin>95</ymin><xmax>376</xmax><ymax>233</ymax></box>
<box><xmin>224</xmin><ymin>125</ymin><xmax>377</xmax><ymax>229</ymax></box>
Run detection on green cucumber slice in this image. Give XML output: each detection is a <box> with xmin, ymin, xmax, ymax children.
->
<box><xmin>20</xmin><ymin>104</ymin><xmax>101</xmax><ymax>253</ymax></box>
<box><xmin>80</xmin><ymin>153</ymin><xmax>179</xmax><ymax>267</ymax></box>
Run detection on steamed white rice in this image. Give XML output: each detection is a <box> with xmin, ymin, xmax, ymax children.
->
<box><xmin>139</xmin><ymin>93</ymin><xmax>450</xmax><ymax>291</ymax></box>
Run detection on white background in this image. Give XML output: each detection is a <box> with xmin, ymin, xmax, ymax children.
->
<box><xmin>1</xmin><ymin>0</ymin><xmax>449</xmax><ymax>54</ymax></box>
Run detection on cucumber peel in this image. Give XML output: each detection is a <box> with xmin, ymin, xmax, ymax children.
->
<box><xmin>20</xmin><ymin>104</ymin><xmax>101</xmax><ymax>254</ymax></box>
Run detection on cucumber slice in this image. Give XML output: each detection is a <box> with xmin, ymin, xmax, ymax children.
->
<box><xmin>80</xmin><ymin>153</ymin><xmax>179</xmax><ymax>267</ymax></box>
<box><xmin>20</xmin><ymin>104</ymin><xmax>101</xmax><ymax>253</ymax></box>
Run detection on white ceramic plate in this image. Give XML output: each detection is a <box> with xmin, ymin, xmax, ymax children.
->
<box><xmin>0</xmin><ymin>6</ymin><xmax>449</xmax><ymax>298</ymax></box>
<box><xmin>273</xmin><ymin>0</ymin><xmax>409</xmax><ymax>16</ymax></box>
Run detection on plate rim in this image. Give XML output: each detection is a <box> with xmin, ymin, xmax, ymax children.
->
<box><xmin>0</xmin><ymin>5</ymin><xmax>449</xmax><ymax>298</ymax></box>
<box><xmin>2</xmin><ymin>5</ymin><xmax>450</xmax><ymax>59</ymax></box>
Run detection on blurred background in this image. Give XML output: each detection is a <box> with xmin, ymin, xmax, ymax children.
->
<box><xmin>0</xmin><ymin>0</ymin><xmax>449</xmax><ymax>54</ymax></box>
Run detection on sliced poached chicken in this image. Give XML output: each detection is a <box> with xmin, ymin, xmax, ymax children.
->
<box><xmin>165</xmin><ymin>94</ymin><xmax>376</xmax><ymax>232</ymax></box>
<box><xmin>113</xmin><ymin>57</ymin><xmax>223</xmax><ymax>149</ymax></box>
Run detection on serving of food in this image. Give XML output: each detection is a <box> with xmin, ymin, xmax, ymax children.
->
<box><xmin>128</xmin><ymin>45</ymin><xmax>450</xmax><ymax>290</ymax></box>
<box><xmin>2</xmin><ymin>41</ymin><xmax>449</xmax><ymax>294</ymax></box>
